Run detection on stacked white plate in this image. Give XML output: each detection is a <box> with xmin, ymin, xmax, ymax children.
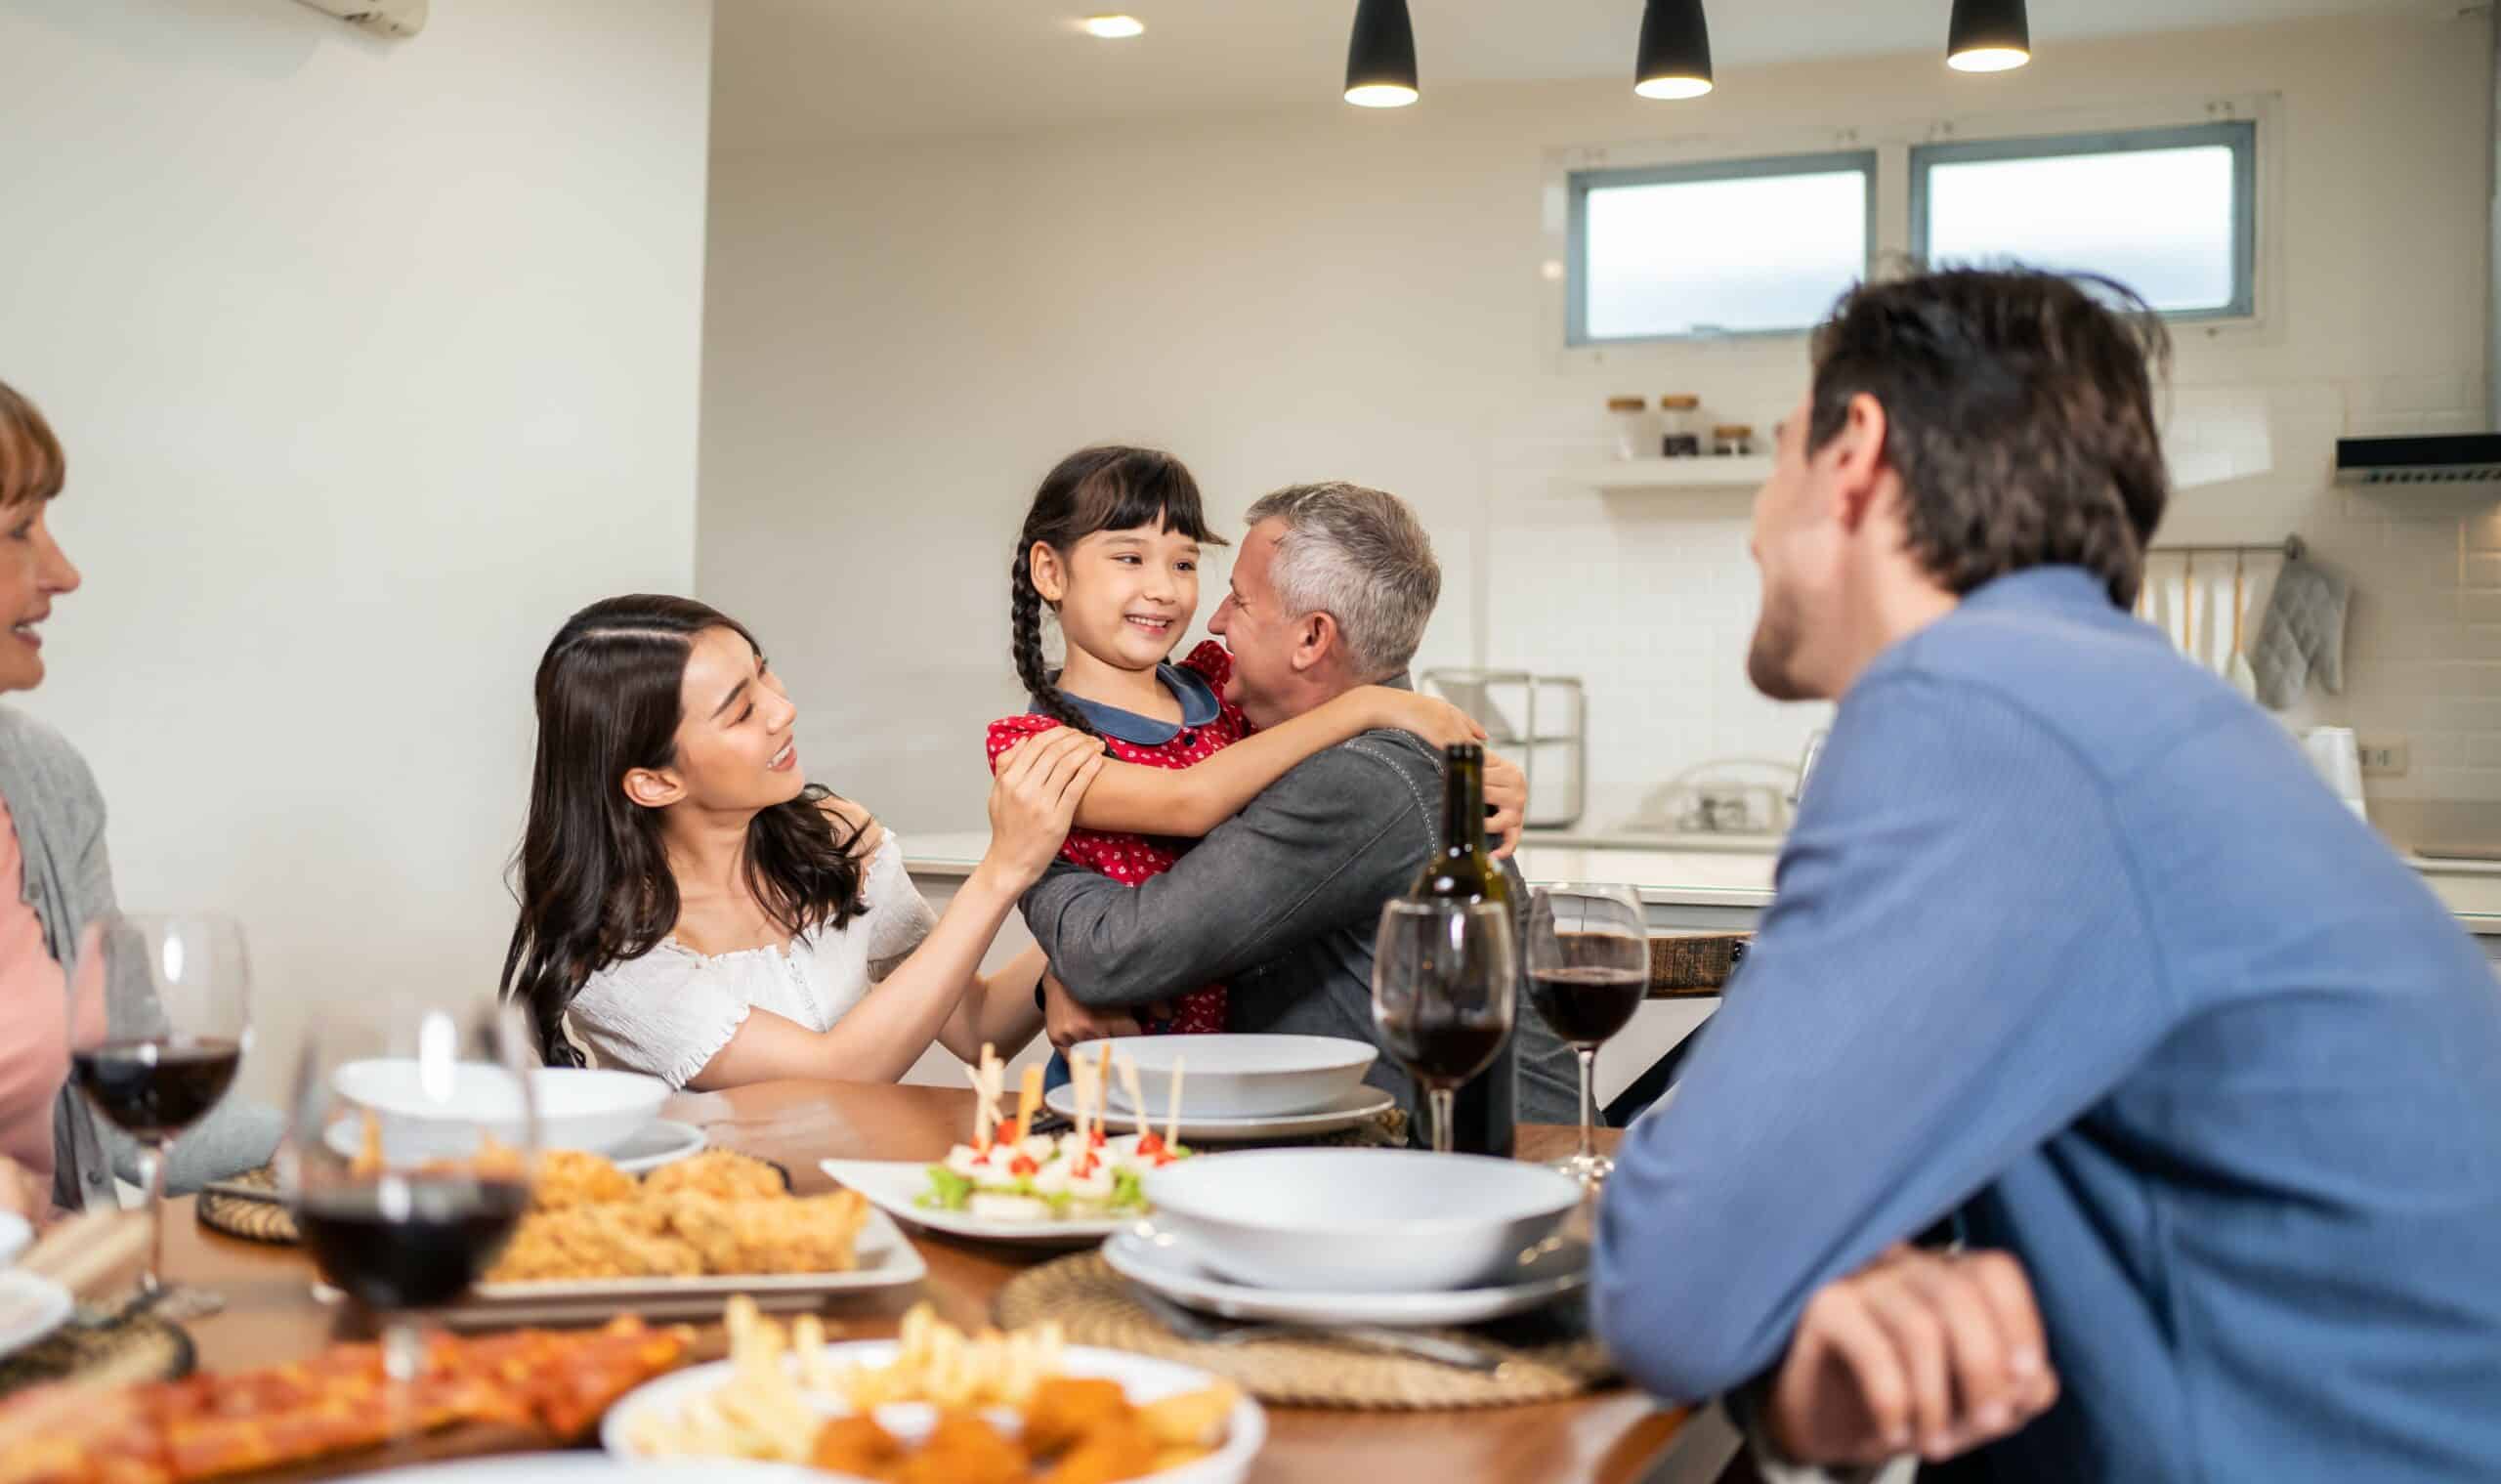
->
<box><xmin>1045</xmin><ymin>1034</ymin><xmax>1391</xmax><ymax>1141</ymax></box>
<box><xmin>1111</xmin><ymin>1148</ymin><xmax>1590</xmax><ymax>1329</ymax></box>
<box><xmin>329</xmin><ymin>1062</ymin><xmax>705</xmax><ymax>1173</ymax></box>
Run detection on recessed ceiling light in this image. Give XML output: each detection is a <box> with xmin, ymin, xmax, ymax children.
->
<box><xmin>1082</xmin><ymin>15</ymin><xmax>1145</xmax><ymax>39</ymax></box>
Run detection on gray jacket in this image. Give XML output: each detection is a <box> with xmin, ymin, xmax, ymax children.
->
<box><xmin>1020</xmin><ymin>720</ymin><xmax>1579</xmax><ymax>1125</ymax></box>
<box><xmin>0</xmin><ymin>706</ymin><xmax>280</xmax><ymax>1210</ymax></box>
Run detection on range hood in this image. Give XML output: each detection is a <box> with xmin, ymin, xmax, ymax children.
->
<box><xmin>2333</xmin><ymin>13</ymin><xmax>2501</xmax><ymax>488</ymax></box>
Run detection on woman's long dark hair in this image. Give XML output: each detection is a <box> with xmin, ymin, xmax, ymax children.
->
<box><xmin>1010</xmin><ymin>445</ymin><xmax>1226</xmax><ymax>734</ymax></box>
<box><xmin>499</xmin><ymin>595</ymin><xmax>866</xmax><ymax>1067</ymax></box>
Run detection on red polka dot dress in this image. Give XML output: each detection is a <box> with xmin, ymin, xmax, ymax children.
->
<box><xmin>985</xmin><ymin>641</ymin><xmax>1249</xmax><ymax>1036</ymax></box>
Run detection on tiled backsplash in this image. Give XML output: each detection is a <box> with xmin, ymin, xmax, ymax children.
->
<box><xmin>1479</xmin><ymin>372</ymin><xmax>2500</xmax><ymax>827</ymax></box>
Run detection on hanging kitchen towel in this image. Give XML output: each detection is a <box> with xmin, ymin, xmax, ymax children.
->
<box><xmin>2249</xmin><ymin>553</ymin><xmax>2349</xmax><ymax>710</ymax></box>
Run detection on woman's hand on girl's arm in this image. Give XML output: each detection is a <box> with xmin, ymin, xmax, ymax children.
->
<box><xmin>979</xmin><ymin>730</ymin><xmax>1105</xmax><ymax>893</ymax></box>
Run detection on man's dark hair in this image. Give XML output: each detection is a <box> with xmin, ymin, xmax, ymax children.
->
<box><xmin>1807</xmin><ymin>267</ymin><xmax>2172</xmax><ymax>609</ymax></box>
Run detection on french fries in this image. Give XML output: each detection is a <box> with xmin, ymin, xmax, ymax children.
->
<box><xmin>623</xmin><ymin>1298</ymin><xmax>1238</xmax><ymax>1482</ymax></box>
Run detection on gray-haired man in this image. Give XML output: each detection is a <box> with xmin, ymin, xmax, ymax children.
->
<box><xmin>1022</xmin><ymin>483</ymin><xmax>1579</xmax><ymax>1127</ymax></box>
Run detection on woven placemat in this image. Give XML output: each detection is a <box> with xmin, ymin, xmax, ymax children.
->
<box><xmin>994</xmin><ymin>1251</ymin><xmax>1613</xmax><ymax>1411</ymax></box>
<box><xmin>198</xmin><ymin>1165</ymin><xmax>296</xmax><ymax>1244</ymax></box>
<box><xmin>1195</xmin><ymin>1107</ymin><xmax>1409</xmax><ymax>1150</ymax></box>
<box><xmin>0</xmin><ymin>1308</ymin><xmax>194</xmax><ymax>1397</ymax></box>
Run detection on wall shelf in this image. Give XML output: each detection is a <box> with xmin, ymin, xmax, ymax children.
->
<box><xmin>1566</xmin><ymin>456</ymin><xmax>1774</xmax><ymax>491</ymax></box>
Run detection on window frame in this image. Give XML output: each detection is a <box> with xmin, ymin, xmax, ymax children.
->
<box><xmin>1908</xmin><ymin>119</ymin><xmax>2259</xmax><ymax>322</ymax></box>
<box><xmin>1564</xmin><ymin>148</ymin><xmax>1881</xmax><ymax>348</ymax></box>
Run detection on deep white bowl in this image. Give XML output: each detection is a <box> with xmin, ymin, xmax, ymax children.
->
<box><xmin>333</xmin><ymin>1060</ymin><xmax>668</xmax><ymax>1159</ymax></box>
<box><xmin>1141</xmin><ymin>1148</ymin><xmax>1583</xmax><ymax>1293</ymax></box>
<box><xmin>1078</xmin><ymin>1034</ymin><xmax>1378</xmax><ymax>1120</ymax></box>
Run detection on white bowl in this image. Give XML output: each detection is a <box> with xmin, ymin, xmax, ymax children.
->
<box><xmin>1077</xmin><ymin>1034</ymin><xmax>1378</xmax><ymax>1120</ymax></box>
<box><xmin>333</xmin><ymin>1060</ymin><xmax>669</xmax><ymax>1159</ymax></box>
<box><xmin>1141</xmin><ymin>1148</ymin><xmax>1582</xmax><ymax>1293</ymax></box>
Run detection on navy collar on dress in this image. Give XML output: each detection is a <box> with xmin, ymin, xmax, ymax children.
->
<box><xmin>1035</xmin><ymin>661</ymin><xmax>1224</xmax><ymax>746</ymax></box>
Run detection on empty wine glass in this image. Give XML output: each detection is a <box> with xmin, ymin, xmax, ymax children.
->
<box><xmin>67</xmin><ymin>912</ymin><xmax>252</xmax><ymax>1314</ymax></box>
<box><xmin>283</xmin><ymin>1000</ymin><xmax>537</xmax><ymax>1385</ymax></box>
<box><xmin>1372</xmin><ymin>899</ymin><xmax>1517</xmax><ymax>1155</ymax></box>
<box><xmin>1526</xmin><ymin>885</ymin><xmax>1648</xmax><ymax>1187</ymax></box>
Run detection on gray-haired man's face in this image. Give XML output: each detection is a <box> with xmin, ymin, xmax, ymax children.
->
<box><xmin>1207</xmin><ymin>519</ymin><xmax>1304</xmax><ymax>730</ymax></box>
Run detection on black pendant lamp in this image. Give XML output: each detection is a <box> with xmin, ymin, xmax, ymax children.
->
<box><xmin>1947</xmin><ymin>0</ymin><xmax>2030</xmax><ymax>72</ymax></box>
<box><xmin>1634</xmin><ymin>0</ymin><xmax>1714</xmax><ymax>100</ymax></box>
<box><xmin>1344</xmin><ymin>0</ymin><xmax>1419</xmax><ymax>107</ymax></box>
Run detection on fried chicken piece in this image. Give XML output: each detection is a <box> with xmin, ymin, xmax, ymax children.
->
<box><xmin>484</xmin><ymin>1205</ymin><xmax>701</xmax><ymax>1283</ymax></box>
<box><xmin>1034</xmin><ymin>1416</ymin><xmax>1160</xmax><ymax>1484</ymax></box>
<box><xmin>1135</xmin><ymin>1381</ymin><xmax>1238</xmax><ymax>1450</ymax></box>
<box><xmin>810</xmin><ymin>1415</ymin><xmax>907</xmax><ymax>1479</ymax></box>
<box><xmin>1020</xmin><ymin>1377</ymin><xmax>1133</xmax><ymax>1459</ymax></box>
<box><xmin>663</xmin><ymin>1189</ymin><xmax>868</xmax><ymax>1276</ymax></box>
<box><xmin>894</xmin><ymin>1413</ymin><xmax>1029</xmax><ymax>1484</ymax></box>
<box><xmin>638</xmin><ymin>1149</ymin><xmax>785</xmax><ymax>1204</ymax></box>
<box><xmin>530</xmin><ymin>1149</ymin><xmax>638</xmax><ymax>1211</ymax></box>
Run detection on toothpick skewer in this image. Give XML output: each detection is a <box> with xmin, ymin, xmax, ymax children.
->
<box><xmin>1094</xmin><ymin>1041</ymin><xmax>1114</xmax><ymax>1134</ymax></box>
<box><xmin>1116</xmin><ymin>1052</ymin><xmax>1148</xmax><ymax>1133</ymax></box>
<box><xmin>1011</xmin><ymin>1063</ymin><xmax>1044</xmax><ymax>1146</ymax></box>
<box><xmin>1166</xmin><ymin>1057</ymin><xmax>1184</xmax><ymax>1150</ymax></box>
<box><xmin>964</xmin><ymin>1042</ymin><xmax>996</xmax><ymax>1151</ymax></box>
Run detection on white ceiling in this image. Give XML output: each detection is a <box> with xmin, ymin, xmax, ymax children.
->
<box><xmin>711</xmin><ymin>0</ymin><xmax>2436</xmax><ymax>149</ymax></box>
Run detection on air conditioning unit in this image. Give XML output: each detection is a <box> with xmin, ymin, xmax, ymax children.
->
<box><xmin>292</xmin><ymin>0</ymin><xmax>427</xmax><ymax>38</ymax></box>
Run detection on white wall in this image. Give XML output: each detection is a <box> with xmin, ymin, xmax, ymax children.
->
<box><xmin>701</xmin><ymin>11</ymin><xmax>2498</xmax><ymax>838</ymax></box>
<box><xmin>0</xmin><ymin>0</ymin><xmax>715</xmax><ymax>1097</ymax></box>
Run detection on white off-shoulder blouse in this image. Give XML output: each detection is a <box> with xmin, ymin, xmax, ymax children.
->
<box><xmin>566</xmin><ymin>832</ymin><xmax>940</xmax><ymax>1087</ymax></box>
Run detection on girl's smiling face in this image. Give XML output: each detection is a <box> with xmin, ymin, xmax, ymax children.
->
<box><xmin>1034</xmin><ymin>523</ymin><xmax>1203</xmax><ymax>673</ymax></box>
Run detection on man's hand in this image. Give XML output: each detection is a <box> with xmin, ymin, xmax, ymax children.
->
<box><xmin>1766</xmin><ymin>1246</ymin><xmax>2058</xmax><ymax>1467</ymax></box>
<box><xmin>1484</xmin><ymin>750</ymin><xmax>1528</xmax><ymax>860</ymax></box>
<box><xmin>1041</xmin><ymin>974</ymin><xmax>1142</xmax><ymax>1049</ymax></box>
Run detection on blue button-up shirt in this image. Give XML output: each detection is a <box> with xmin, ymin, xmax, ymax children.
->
<box><xmin>1594</xmin><ymin>567</ymin><xmax>2501</xmax><ymax>1481</ymax></box>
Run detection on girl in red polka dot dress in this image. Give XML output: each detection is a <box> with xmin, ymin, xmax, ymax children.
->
<box><xmin>989</xmin><ymin>446</ymin><xmax>1484</xmax><ymax>1037</ymax></box>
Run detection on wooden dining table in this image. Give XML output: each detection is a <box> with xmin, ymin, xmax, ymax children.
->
<box><xmin>165</xmin><ymin>1080</ymin><xmax>1737</xmax><ymax>1483</ymax></box>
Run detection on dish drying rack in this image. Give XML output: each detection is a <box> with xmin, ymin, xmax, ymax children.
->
<box><xmin>1419</xmin><ymin>669</ymin><xmax>1587</xmax><ymax>830</ymax></box>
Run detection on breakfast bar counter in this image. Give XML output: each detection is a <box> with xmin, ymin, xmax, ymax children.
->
<box><xmin>167</xmin><ymin>1080</ymin><xmax>1731</xmax><ymax>1484</ymax></box>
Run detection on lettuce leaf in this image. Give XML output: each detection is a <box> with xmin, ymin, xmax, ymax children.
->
<box><xmin>920</xmin><ymin>1165</ymin><xmax>973</xmax><ymax>1211</ymax></box>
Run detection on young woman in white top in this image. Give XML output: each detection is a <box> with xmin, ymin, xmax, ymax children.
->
<box><xmin>499</xmin><ymin>594</ymin><xmax>1105</xmax><ymax>1086</ymax></box>
<box><xmin>499</xmin><ymin>591</ymin><xmax>1485</xmax><ymax>1087</ymax></box>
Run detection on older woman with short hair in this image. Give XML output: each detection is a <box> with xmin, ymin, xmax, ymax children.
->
<box><xmin>0</xmin><ymin>378</ymin><xmax>276</xmax><ymax>1218</ymax></box>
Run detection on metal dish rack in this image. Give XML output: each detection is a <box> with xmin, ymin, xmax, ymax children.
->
<box><xmin>1420</xmin><ymin>669</ymin><xmax>1588</xmax><ymax>830</ymax></box>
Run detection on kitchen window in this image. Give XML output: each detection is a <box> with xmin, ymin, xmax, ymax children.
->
<box><xmin>1911</xmin><ymin>120</ymin><xmax>2258</xmax><ymax>319</ymax></box>
<box><xmin>1567</xmin><ymin>150</ymin><xmax>1877</xmax><ymax>345</ymax></box>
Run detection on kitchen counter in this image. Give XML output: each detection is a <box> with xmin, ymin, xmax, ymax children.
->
<box><xmin>896</xmin><ymin>827</ymin><xmax>2501</xmax><ymax>938</ymax></box>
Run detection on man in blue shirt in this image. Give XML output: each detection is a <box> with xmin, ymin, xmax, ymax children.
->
<box><xmin>1593</xmin><ymin>268</ymin><xmax>2501</xmax><ymax>1480</ymax></box>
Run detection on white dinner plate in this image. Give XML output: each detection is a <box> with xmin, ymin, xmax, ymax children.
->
<box><xmin>349</xmin><ymin>1460</ymin><xmax>818</xmax><ymax>1482</ymax></box>
<box><xmin>319</xmin><ymin>1116</ymin><xmax>704</xmax><ymax>1173</ymax></box>
<box><xmin>602</xmin><ymin>1339</ymin><xmax>1265</xmax><ymax>1484</ymax></box>
<box><xmin>1102</xmin><ymin>1224</ymin><xmax>1590</xmax><ymax>1329</ymax></box>
<box><xmin>0</xmin><ymin>1210</ymin><xmax>29</xmax><ymax>1266</ymax></box>
<box><xmin>820</xmin><ymin>1157</ymin><xmax>1134</xmax><ymax>1249</ymax></box>
<box><xmin>316</xmin><ymin>1206</ymin><xmax>925</xmax><ymax>1329</ymax></box>
<box><xmin>0</xmin><ymin>1269</ymin><xmax>74</xmax><ymax>1361</ymax></box>
<box><xmin>1045</xmin><ymin>1081</ymin><xmax>1395</xmax><ymax>1142</ymax></box>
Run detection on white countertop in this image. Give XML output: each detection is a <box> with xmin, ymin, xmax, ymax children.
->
<box><xmin>898</xmin><ymin>827</ymin><xmax>2501</xmax><ymax>933</ymax></box>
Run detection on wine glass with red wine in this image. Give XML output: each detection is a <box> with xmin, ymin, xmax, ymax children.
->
<box><xmin>1526</xmin><ymin>884</ymin><xmax>1647</xmax><ymax>1187</ymax></box>
<box><xmin>282</xmin><ymin>1001</ymin><xmax>537</xmax><ymax>1386</ymax></box>
<box><xmin>66</xmin><ymin>912</ymin><xmax>253</xmax><ymax>1313</ymax></box>
<box><xmin>1373</xmin><ymin>899</ymin><xmax>1517</xmax><ymax>1155</ymax></box>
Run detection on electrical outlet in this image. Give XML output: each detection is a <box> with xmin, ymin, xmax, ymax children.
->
<box><xmin>2358</xmin><ymin>738</ymin><xmax>2410</xmax><ymax>777</ymax></box>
